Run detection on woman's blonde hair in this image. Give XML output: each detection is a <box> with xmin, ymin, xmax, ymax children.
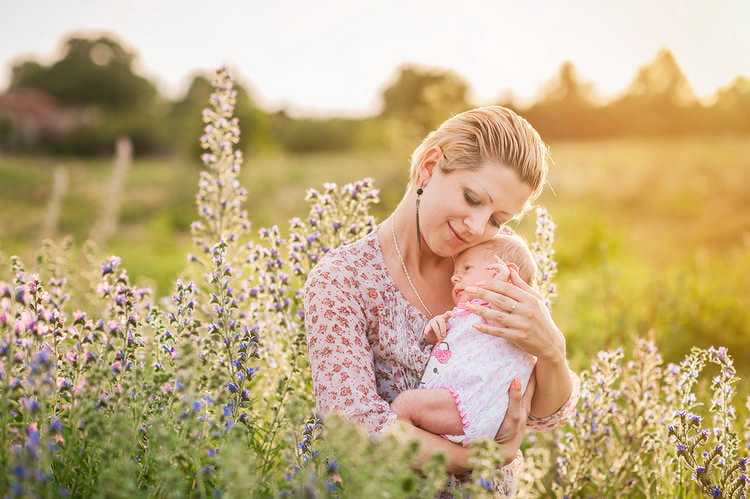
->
<box><xmin>409</xmin><ymin>106</ymin><xmax>552</xmax><ymax>217</ymax></box>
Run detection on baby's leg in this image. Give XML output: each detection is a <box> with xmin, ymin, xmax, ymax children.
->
<box><xmin>391</xmin><ymin>388</ymin><xmax>465</xmax><ymax>436</ymax></box>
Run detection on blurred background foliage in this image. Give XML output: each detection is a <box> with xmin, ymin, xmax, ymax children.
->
<box><xmin>1</xmin><ymin>35</ymin><xmax>749</xmax><ymax>157</ymax></box>
<box><xmin>0</xmin><ymin>33</ymin><xmax>748</xmax><ymax>379</ymax></box>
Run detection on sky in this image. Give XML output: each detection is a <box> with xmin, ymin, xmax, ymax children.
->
<box><xmin>1</xmin><ymin>0</ymin><xmax>749</xmax><ymax>117</ymax></box>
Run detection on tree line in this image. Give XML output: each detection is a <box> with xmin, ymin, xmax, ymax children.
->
<box><xmin>1</xmin><ymin>35</ymin><xmax>748</xmax><ymax>157</ymax></box>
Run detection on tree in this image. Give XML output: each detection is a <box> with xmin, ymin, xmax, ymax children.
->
<box><xmin>6</xmin><ymin>35</ymin><xmax>167</xmax><ymax>154</ymax></box>
<box><xmin>608</xmin><ymin>48</ymin><xmax>698</xmax><ymax>136</ymax></box>
<box><xmin>623</xmin><ymin>48</ymin><xmax>695</xmax><ymax>108</ymax></box>
<box><xmin>379</xmin><ymin>65</ymin><xmax>472</xmax><ymax>137</ymax></box>
<box><xmin>169</xmin><ymin>73</ymin><xmax>272</xmax><ymax>157</ymax></box>
<box><xmin>525</xmin><ymin>62</ymin><xmax>607</xmax><ymax>139</ymax></box>
<box><xmin>10</xmin><ymin>35</ymin><xmax>159</xmax><ymax>112</ymax></box>
<box><xmin>536</xmin><ymin>61</ymin><xmax>596</xmax><ymax>109</ymax></box>
<box><xmin>712</xmin><ymin>76</ymin><xmax>750</xmax><ymax>132</ymax></box>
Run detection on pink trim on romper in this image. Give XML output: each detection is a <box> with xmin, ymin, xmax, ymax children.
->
<box><xmin>434</xmin><ymin>384</ymin><xmax>471</xmax><ymax>439</ymax></box>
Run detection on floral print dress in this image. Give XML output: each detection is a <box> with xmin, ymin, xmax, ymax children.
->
<box><xmin>303</xmin><ymin>228</ymin><xmax>580</xmax><ymax>497</ymax></box>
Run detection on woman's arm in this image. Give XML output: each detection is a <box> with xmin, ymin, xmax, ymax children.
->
<box><xmin>528</xmin><ymin>344</ymin><xmax>573</xmax><ymax>419</ymax></box>
<box><xmin>303</xmin><ymin>260</ymin><xmax>522</xmax><ymax>476</ymax></box>
<box><xmin>527</xmin><ymin>366</ymin><xmax>580</xmax><ymax>431</ymax></box>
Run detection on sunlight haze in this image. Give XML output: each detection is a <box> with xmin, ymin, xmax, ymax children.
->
<box><xmin>1</xmin><ymin>0</ymin><xmax>748</xmax><ymax>116</ymax></box>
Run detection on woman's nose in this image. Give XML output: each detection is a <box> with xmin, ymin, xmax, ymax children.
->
<box><xmin>464</xmin><ymin>214</ymin><xmax>486</xmax><ymax>236</ymax></box>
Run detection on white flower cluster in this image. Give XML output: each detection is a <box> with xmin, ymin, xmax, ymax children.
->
<box><xmin>530</xmin><ymin>206</ymin><xmax>558</xmax><ymax>309</ymax></box>
<box><xmin>191</xmin><ymin>66</ymin><xmax>251</xmax><ymax>258</ymax></box>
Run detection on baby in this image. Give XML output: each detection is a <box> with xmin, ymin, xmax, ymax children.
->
<box><xmin>391</xmin><ymin>233</ymin><xmax>543</xmax><ymax>446</ymax></box>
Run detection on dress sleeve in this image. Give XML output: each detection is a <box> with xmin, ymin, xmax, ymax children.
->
<box><xmin>525</xmin><ymin>364</ymin><xmax>580</xmax><ymax>432</ymax></box>
<box><xmin>303</xmin><ymin>260</ymin><xmax>398</xmax><ymax>439</ymax></box>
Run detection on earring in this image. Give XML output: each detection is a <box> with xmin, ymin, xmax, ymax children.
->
<box><xmin>416</xmin><ymin>185</ymin><xmax>424</xmax><ymax>250</ymax></box>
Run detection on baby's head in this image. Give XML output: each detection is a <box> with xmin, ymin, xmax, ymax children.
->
<box><xmin>450</xmin><ymin>234</ymin><xmax>537</xmax><ymax>304</ymax></box>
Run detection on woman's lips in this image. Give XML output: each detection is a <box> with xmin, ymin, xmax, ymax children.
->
<box><xmin>448</xmin><ymin>222</ymin><xmax>467</xmax><ymax>244</ymax></box>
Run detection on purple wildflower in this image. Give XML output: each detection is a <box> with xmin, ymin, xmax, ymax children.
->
<box><xmin>326</xmin><ymin>459</ymin><xmax>339</xmax><ymax>474</ymax></box>
<box><xmin>101</xmin><ymin>256</ymin><xmax>121</xmax><ymax>276</ymax></box>
<box><xmin>479</xmin><ymin>477</ymin><xmax>494</xmax><ymax>491</ymax></box>
<box><xmin>50</xmin><ymin>418</ymin><xmax>63</xmax><ymax>434</ymax></box>
<box><xmin>22</xmin><ymin>397</ymin><xmax>40</xmax><ymax>413</ymax></box>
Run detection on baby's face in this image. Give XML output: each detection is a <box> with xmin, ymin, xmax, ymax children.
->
<box><xmin>450</xmin><ymin>246</ymin><xmax>518</xmax><ymax>304</ymax></box>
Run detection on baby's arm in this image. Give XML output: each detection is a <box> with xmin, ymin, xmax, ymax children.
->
<box><xmin>422</xmin><ymin>311</ymin><xmax>453</xmax><ymax>344</ymax></box>
<box><xmin>391</xmin><ymin>388</ymin><xmax>465</xmax><ymax>437</ymax></box>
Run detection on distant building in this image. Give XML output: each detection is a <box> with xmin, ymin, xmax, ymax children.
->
<box><xmin>0</xmin><ymin>89</ymin><xmax>90</xmax><ymax>147</ymax></box>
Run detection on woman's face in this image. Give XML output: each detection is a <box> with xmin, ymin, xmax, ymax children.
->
<box><xmin>416</xmin><ymin>153</ymin><xmax>533</xmax><ymax>258</ymax></box>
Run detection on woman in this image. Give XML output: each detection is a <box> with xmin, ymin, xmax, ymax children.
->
<box><xmin>303</xmin><ymin>106</ymin><xmax>579</xmax><ymax>496</ymax></box>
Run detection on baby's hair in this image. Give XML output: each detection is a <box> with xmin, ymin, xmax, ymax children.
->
<box><xmin>476</xmin><ymin>234</ymin><xmax>538</xmax><ymax>285</ymax></box>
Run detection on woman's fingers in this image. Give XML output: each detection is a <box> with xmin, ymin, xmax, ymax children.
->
<box><xmin>509</xmin><ymin>378</ymin><xmax>523</xmax><ymax>419</ymax></box>
<box><xmin>465</xmin><ymin>295</ymin><xmax>525</xmax><ymax>320</ymax></box>
<box><xmin>508</xmin><ymin>267</ymin><xmax>544</xmax><ymax>300</ymax></box>
<box><xmin>494</xmin><ymin>377</ymin><xmax>529</xmax><ymax>455</ymax></box>
<box><xmin>509</xmin><ymin>378</ymin><xmax>529</xmax><ymax>447</ymax></box>
<box><xmin>466</xmin><ymin>303</ymin><xmax>528</xmax><ymax>329</ymax></box>
<box><xmin>496</xmin><ymin>378</ymin><xmax>524</xmax><ymax>444</ymax></box>
<box><xmin>505</xmin><ymin>378</ymin><xmax>522</xmax><ymax>426</ymax></box>
<box><xmin>467</xmin><ymin>278</ymin><xmax>527</xmax><ymax>303</ymax></box>
<box><xmin>464</xmin><ymin>285</ymin><xmax>524</xmax><ymax>312</ymax></box>
<box><xmin>473</xmin><ymin>323</ymin><xmax>522</xmax><ymax>344</ymax></box>
<box><xmin>468</xmin><ymin>304</ymin><xmax>527</xmax><ymax>327</ymax></box>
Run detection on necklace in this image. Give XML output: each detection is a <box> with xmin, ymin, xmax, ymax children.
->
<box><xmin>390</xmin><ymin>219</ymin><xmax>433</xmax><ymax>317</ymax></box>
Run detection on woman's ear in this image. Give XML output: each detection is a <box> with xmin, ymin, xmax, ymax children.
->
<box><xmin>416</xmin><ymin>146</ymin><xmax>443</xmax><ymax>187</ymax></box>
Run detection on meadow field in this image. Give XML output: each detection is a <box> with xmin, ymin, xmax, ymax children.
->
<box><xmin>1</xmin><ymin>83</ymin><xmax>749</xmax><ymax>497</ymax></box>
<box><xmin>2</xmin><ymin>135</ymin><xmax>749</xmax><ymax>372</ymax></box>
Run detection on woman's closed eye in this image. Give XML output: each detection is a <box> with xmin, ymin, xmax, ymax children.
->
<box><xmin>463</xmin><ymin>190</ymin><xmax>502</xmax><ymax>228</ymax></box>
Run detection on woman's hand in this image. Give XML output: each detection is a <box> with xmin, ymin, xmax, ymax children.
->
<box><xmin>463</xmin><ymin>266</ymin><xmax>566</xmax><ymax>363</ymax></box>
<box><xmin>493</xmin><ymin>374</ymin><xmax>536</xmax><ymax>463</ymax></box>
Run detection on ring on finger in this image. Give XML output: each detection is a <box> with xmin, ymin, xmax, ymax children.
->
<box><xmin>509</xmin><ymin>301</ymin><xmax>518</xmax><ymax>314</ymax></box>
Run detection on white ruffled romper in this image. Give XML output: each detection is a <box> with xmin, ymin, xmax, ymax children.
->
<box><xmin>418</xmin><ymin>298</ymin><xmax>537</xmax><ymax>446</ymax></box>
